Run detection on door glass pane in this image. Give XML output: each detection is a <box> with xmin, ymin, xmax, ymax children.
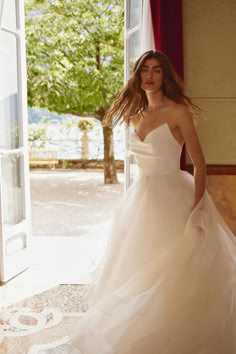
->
<box><xmin>129</xmin><ymin>126</ymin><xmax>139</xmax><ymax>184</ymax></box>
<box><xmin>127</xmin><ymin>30</ymin><xmax>141</xmax><ymax>185</ymax></box>
<box><xmin>125</xmin><ymin>0</ymin><xmax>142</xmax><ymax>190</ymax></box>
<box><xmin>129</xmin><ymin>0</ymin><xmax>141</xmax><ymax>29</ymax></box>
<box><xmin>1</xmin><ymin>153</ymin><xmax>25</xmax><ymax>226</ymax></box>
<box><xmin>0</xmin><ymin>31</ymin><xmax>19</xmax><ymax>149</ymax></box>
<box><xmin>1</xmin><ymin>0</ymin><xmax>17</xmax><ymax>30</ymax></box>
<box><xmin>0</xmin><ymin>0</ymin><xmax>2</xmax><ymax>25</ymax></box>
<box><xmin>129</xmin><ymin>30</ymin><xmax>140</xmax><ymax>74</ymax></box>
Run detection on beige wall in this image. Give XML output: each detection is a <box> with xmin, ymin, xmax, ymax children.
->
<box><xmin>183</xmin><ymin>0</ymin><xmax>236</xmax><ymax>164</ymax></box>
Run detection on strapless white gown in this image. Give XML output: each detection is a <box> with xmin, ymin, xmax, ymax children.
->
<box><xmin>68</xmin><ymin>123</ymin><xmax>236</xmax><ymax>354</ymax></box>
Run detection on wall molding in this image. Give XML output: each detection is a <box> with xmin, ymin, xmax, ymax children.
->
<box><xmin>186</xmin><ymin>165</ymin><xmax>236</xmax><ymax>175</ymax></box>
<box><xmin>190</xmin><ymin>97</ymin><xmax>236</xmax><ymax>100</ymax></box>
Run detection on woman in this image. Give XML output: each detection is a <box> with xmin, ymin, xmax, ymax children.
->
<box><xmin>68</xmin><ymin>50</ymin><xmax>236</xmax><ymax>353</ymax></box>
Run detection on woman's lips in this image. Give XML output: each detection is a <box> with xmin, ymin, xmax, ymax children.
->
<box><xmin>145</xmin><ymin>82</ymin><xmax>154</xmax><ymax>85</ymax></box>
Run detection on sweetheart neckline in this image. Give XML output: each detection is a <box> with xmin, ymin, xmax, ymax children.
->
<box><xmin>134</xmin><ymin>123</ymin><xmax>167</xmax><ymax>143</ymax></box>
<box><xmin>133</xmin><ymin>123</ymin><xmax>182</xmax><ymax>148</ymax></box>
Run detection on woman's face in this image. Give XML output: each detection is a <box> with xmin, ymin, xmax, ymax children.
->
<box><xmin>140</xmin><ymin>58</ymin><xmax>164</xmax><ymax>93</ymax></box>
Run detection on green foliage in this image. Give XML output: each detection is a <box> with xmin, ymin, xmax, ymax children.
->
<box><xmin>25</xmin><ymin>0</ymin><xmax>124</xmax><ymax>119</ymax></box>
<box><xmin>78</xmin><ymin>118</ymin><xmax>95</xmax><ymax>132</ymax></box>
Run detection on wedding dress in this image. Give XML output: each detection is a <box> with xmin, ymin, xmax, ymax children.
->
<box><xmin>68</xmin><ymin>123</ymin><xmax>236</xmax><ymax>354</ymax></box>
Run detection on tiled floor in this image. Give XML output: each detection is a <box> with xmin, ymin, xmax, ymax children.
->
<box><xmin>0</xmin><ymin>285</ymin><xmax>90</xmax><ymax>354</ymax></box>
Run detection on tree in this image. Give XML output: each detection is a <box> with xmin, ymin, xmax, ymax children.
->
<box><xmin>25</xmin><ymin>0</ymin><xmax>124</xmax><ymax>183</ymax></box>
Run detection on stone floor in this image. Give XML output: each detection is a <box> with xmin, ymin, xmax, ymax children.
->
<box><xmin>30</xmin><ymin>170</ymin><xmax>125</xmax><ymax>237</ymax></box>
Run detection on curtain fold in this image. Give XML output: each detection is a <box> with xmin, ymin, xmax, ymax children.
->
<box><xmin>149</xmin><ymin>0</ymin><xmax>186</xmax><ymax>170</ymax></box>
<box><xmin>140</xmin><ymin>0</ymin><xmax>155</xmax><ymax>53</ymax></box>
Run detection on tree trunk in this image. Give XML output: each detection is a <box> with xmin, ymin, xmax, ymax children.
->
<box><xmin>102</xmin><ymin>125</ymin><xmax>118</xmax><ymax>184</ymax></box>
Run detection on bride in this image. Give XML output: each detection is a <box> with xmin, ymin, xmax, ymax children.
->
<box><xmin>68</xmin><ymin>50</ymin><xmax>236</xmax><ymax>354</ymax></box>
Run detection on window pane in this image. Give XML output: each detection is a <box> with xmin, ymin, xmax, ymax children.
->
<box><xmin>0</xmin><ymin>31</ymin><xmax>19</xmax><ymax>149</ymax></box>
<box><xmin>129</xmin><ymin>0</ymin><xmax>141</xmax><ymax>29</ymax></box>
<box><xmin>1</xmin><ymin>0</ymin><xmax>17</xmax><ymax>30</ymax></box>
<box><xmin>1</xmin><ymin>153</ymin><xmax>25</xmax><ymax>226</ymax></box>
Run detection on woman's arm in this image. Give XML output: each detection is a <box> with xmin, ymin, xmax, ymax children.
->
<box><xmin>175</xmin><ymin>106</ymin><xmax>206</xmax><ymax>211</ymax></box>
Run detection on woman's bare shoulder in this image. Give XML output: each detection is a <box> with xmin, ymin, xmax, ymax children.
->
<box><xmin>165</xmin><ymin>100</ymin><xmax>189</xmax><ymax>113</ymax></box>
<box><xmin>162</xmin><ymin>100</ymin><xmax>189</xmax><ymax>126</ymax></box>
<box><xmin>167</xmin><ymin>102</ymin><xmax>193</xmax><ymax>124</ymax></box>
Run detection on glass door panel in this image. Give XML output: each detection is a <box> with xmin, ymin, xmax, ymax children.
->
<box><xmin>129</xmin><ymin>30</ymin><xmax>141</xmax><ymax>71</ymax></box>
<box><xmin>1</xmin><ymin>153</ymin><xmax>25</xmax><ymax>226</ymax></box>
<box><xmin>124</xmin><ymin>0</ymin><xmax>142</xmax><ymax>191</ymax></box>
<box><xmin>0</xmin><ymin>30</ymin><xmax>19</xmax><ymax>149</ymax></box>
<box><xmin>129</xmin><ymin>0</ymin><xmax>141</xmax><ymax>29</ymax></box>
<box><xmin>1</xmin><ymin>0</ymin><xmax>17</xmax><ymax>30</ymax></box>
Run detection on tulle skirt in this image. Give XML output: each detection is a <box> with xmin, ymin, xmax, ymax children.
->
<box><xmin>68</xmin><ymin>170</ymin><xmax>236</xmax><ymax>354</ymax></box>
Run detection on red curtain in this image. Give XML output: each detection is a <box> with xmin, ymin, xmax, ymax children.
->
<box><xmin>149</xmin><ymin>0</ymin><xmax>186</xmax><ymax>170</ymax></box>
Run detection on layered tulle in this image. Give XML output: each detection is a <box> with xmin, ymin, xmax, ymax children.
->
<box><xmin>68</xmin><ymin>124</ymin><xmax>236</xmax><ymax>353</ymax></box>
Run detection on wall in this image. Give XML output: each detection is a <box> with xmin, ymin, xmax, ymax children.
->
<box><xmin>182</xmin><ymin>0</ymin><xmax>236</xmax><ymax>234</ymax></box>
<box><xmin>182</xmin><ymin>0</ymin><xmax>236</xmax><ymax>164</ymax></box>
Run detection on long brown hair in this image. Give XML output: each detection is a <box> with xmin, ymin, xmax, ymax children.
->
<box><xmin>103</xmin><ymin>50</ymin><xmax>203</xmax><ymax>127</ymax></box>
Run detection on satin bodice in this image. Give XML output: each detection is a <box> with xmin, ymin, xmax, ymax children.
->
<box><xmin>128</xmin><ymin>123</ymin><xmax>183</xmax><ymax>175</ymax></box>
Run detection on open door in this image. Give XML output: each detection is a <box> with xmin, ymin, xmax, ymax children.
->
<box><xmin>124</xmin><ymin>0</ymin><xmax>142</xmax><ymax>191</ymax></box>
<box><xmin>124</xmin><ymin>0</ymin><xmax>155</xmax><ymax>191</ymax></box>
<box><xmin>0</xmin><ymin>0</ymin><xmax>31</xmax><ymax>282</ymax></box>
